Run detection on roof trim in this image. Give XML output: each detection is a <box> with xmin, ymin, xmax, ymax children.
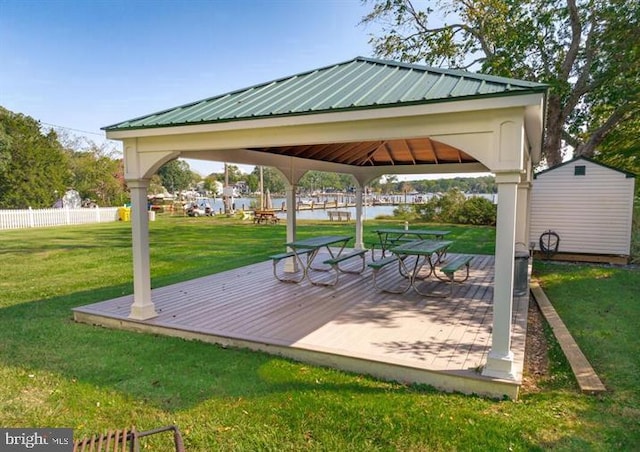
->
<box><xmin>534</xmin><ymin>156</ymin><xmax>637</xmax><ymax>179</ymax></box>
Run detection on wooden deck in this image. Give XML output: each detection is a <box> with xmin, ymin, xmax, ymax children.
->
<box><xmin>73</xmin><ymin>251</ymin><xmax>529</xmax><ymax>399</ymax></box>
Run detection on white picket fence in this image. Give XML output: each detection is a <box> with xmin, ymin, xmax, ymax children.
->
<box><xmin>0</xmin><ymin>207</ymin><xmax>120</xmax><ymax>230</ymax></box>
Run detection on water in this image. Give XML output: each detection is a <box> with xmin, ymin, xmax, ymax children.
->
<box><xmin>198</xmin><ymin>193</ymin><xmax>496</xmax><ymax>220</ymax></box>
<box><xmin>199</xmin><ymin>197</ymin><xmax>397</xmax><ymax>220</ymax></box>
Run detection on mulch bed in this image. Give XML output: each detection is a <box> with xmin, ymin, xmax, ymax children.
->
<box><xmin>521</xmin><ymin>297</ymin><xmax>550</xmax><ymax>393</ymax></box>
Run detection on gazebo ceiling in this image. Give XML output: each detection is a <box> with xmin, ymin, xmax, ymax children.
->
<box><xmin>250</xmin><ymin>137</ymin><xmax>476</xmax><ymax>167</ymax></box>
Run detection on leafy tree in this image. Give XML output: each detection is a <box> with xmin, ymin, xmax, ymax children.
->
<box><xmin>243</xmin><ymin>172</ymin><xmax>258</xmax><ymax>193</ymax></box>
<box><xmin>156</xmin><ymin>159</ymin><xmax>194</xmax><ymax>194</ymax></box>
<box><xmin>67</xmin><ymin>142</ymin><xmax>127</xmax><ymax>206</ymax></box>
<box><xmin>593</xmin><ymin>108</ymin><xmax>640</xmax><ymax>180</ymax></box>
<box><xmin>201</xmin><ymin>175</ymin><xmax>221</xmax><ymax>196</ymax></box>
<box><xmin>0</xmin><ymin>107</ymin><xmax>69</xmax><ymax>208</ymax></box>
<box><xmin>298</xmin><ymin>171</ymin><xmax>355</xmax><ymax>193</ymax></box>
<box><xmin>209</xmin><ymin>164</ymin><xmax>246</xmax><ymax>185</ymax></box>
<box><xmin>148</xmin><ymin>174</ymin><xmax>166</xmax><ymax>196</ymax></box>
<box><xmin>362</xmin><ymin>0</ymin><xmax>640</xmax><ymax>167</ymax></box>
<box><xmin>249</xmin><ymin>166</ymin><xmax>287</xmax><ymax>194</ymax></box>
<box><xmin>415</xmin><ymin>188</ymin><xmax>466</xmax><ymax>223</ymax></box>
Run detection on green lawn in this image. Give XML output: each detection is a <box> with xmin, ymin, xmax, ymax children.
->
<box><xmin>0</xmin><ymin>216</ymin><xmax>637</xmax><ymax>450</ymax></box>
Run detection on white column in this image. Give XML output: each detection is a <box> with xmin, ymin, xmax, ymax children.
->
<box><xmin>354</xmin><ymin>186</ymin><xmax>364</xmax><ymax>250</ymax></box>
<box><xmin>284</xmin><ymin>183</ymin><xmax>298</xmax><ymax>272</ymax></box>
<box><xmin>483</xmin><ymin>171</ymin><xmax>520</xmax><ymax>379</ymax></box>
<box><xmin>516</xmin><ymin>171</ymin><xmax>531</xmax><ymax>248</ymax></box>
<box><xmin>127</xmin><ymin>179</ymin><xmax>157</xmax><ymax>320</ymax></box>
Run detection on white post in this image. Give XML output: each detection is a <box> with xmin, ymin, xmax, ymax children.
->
<box><xmin>516</xmin><ymin>167</ymin><xmax>531</xmax><ymax>248</ymax></box>
<box><xmin>483</xmin><ymin>171</ymin><xmax>520</xmax><ymax>380</ymax></box>
<box><xmin>284</xmin><ymin>183</ymin><xmax>298</xmax><ymax>272</ymax></box>
<box><xmin>354</xmin><ymin>185</ymin><xmax>364</xmax><ymax>250</ymax></box>
<box><xmin>127</xmin><ymin>179</ymin><xmax>157</xmax><ymax>320</ymax></box>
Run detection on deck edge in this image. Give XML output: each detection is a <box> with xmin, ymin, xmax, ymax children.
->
<box><xmin>530</xmin><ymin>281</ymin><xmax>606</xmax><ymax>394</ymax></box>
<box><xmin>73</xmin><ymin>310</ymin><xmax>519</xmax><ymax>400</ymax></box>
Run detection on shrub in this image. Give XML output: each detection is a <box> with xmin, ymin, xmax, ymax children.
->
<box><xmin>414</xmin><ymin>189</ymin><xmax>496</xmax><ymax>226</ymax></box>
<box><xmin>392</xmin><ymin>204</ymin><xmax>420</xmax><ymax>220</ymax></box>
<box><xmin>456</xmin><ymin>196</ymin><xmax>497</xmax><ymax>226</ymax></box>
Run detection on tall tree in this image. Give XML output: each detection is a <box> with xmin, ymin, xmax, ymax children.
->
<box><xmin>67</xmin><ymin>142</ymin><xmax>127</xmax><ymax>206</ymax></box>
<box><xmin>362</xmin><ymin>0</ymin><xmax>640</xmax><ymax>166</ymax></box>
<box><xmin>156</xmin><ymin>159</ymin><xmax>194</xmax><ymax>194</ymax></box>
<box><xmin>0</xmin><ymin>107</ymin><xmax>69</xmax><ymax>208</ymax></box>
<box><xmin>250</xmin><ymin>166</ymin><xmax>286</xmax><ymax>194</ymax></box>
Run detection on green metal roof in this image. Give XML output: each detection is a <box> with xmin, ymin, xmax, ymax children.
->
<box><xmin>104</xmin><ymin>56</ymin><xmax>547</xmax><ymax>131</ymax></box>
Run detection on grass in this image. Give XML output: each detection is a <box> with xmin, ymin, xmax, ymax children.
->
<box><xmin>0</xmin><ymin>215</ymin><xmax>638</xmax><ymax>450</ymax></box>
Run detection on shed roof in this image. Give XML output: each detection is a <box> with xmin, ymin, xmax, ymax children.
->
<box><xmin>534</xmin><ymin>156</ymin><xmax>637</xmax><ymax>179</ymax></box>
<box><xmin>104</xmin><ymin>56</ymin><xmax>547</xmax><ymax>131</ymax></box>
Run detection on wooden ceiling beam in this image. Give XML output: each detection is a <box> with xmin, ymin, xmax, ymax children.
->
<box><xmin>343</xmin><ymin>142</ymin><xmax>383</xmax><ymax>165</ymax></box>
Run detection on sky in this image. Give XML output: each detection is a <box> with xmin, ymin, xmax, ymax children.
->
<box><xmin>0</xmin><ymin>0</ymin><xmax>478</xmax><ymax>180</ymax></box>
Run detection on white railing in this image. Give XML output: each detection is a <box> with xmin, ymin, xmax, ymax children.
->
<box><xmin>0</xmin><ymin>207</ymin><xmax>121</xmax><ymax>230</ymax></box>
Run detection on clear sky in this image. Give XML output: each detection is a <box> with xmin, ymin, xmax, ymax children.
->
<box><xmin>0</xmin><ymin>0</ymin><xmax>481</xmax><ymax>180</ymax></box>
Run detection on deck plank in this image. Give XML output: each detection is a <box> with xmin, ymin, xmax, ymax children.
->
<box><xmin>73</xmin><ymin>252</ymin><xmax>529</xmax><ymax>398</ymax></box>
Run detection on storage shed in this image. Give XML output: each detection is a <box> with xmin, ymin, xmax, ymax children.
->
<box><xmin>529</xmin><ymin>157</ymin><xmax>636</xmax><ymax>263</ymax></box>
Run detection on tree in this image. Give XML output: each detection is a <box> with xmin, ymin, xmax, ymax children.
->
<box><xmin>0</xmin><ymin>107</ymin><xmax>70</xmax><ymax>208</ymax></box>
<box><xmin>156</xmin><ymin>159</ymin><xmax>194</xmax><ymax>194</ymax></box>
<box><xmin>362</xmin><ymin>0</ymin><xmax>640</xmax><ymax>167</ymax></box>
<box><xmin>250</xmin><ymin>166</ymin><xmax>287</xmax><ymax>194</ymax></box>
<box><xmin>382</xmin><ymin>174</ymin><xmax>398</xmax><ymax>194</ymax></box>
<box><xmin>298</xmin><ymin>171</ymin><xmax>355</xmax><ymax>193</ymax></box>
<box><xmin>67</xmin><ymin>142</ymin><xmax>127</xmax><ymax>206</ymax></box>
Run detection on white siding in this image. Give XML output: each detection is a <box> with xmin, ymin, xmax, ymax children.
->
<box><xmin>529</xmin><ymin>159</ymin><xmax>635</xmax><ymax>256</ymax></box>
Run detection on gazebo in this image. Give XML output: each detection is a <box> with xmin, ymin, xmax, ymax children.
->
<box><xmin>101</xmin><ymin>57</ymin><xmax>547</xmax><ymax>387</ymax></box>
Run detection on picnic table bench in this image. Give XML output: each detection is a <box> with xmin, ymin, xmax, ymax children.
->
<box><xmin>434</xmin><ymin>254</ymin><xmax>474</xmax><ymax>296</ymax></box>
<box><xmin>327</xmin><ymin>210</ymin><xmax>351</xmax><ymax>221</ymax></box>
<box><xmin>270</xmin><ymin>249</ymin><xmax>314</xmax><ymax>283</ymax></box>
<box><xmin>367</xmin><ymin>255</ymin><xmax>409</xmax><ymax>293</ymax></box>
<box><xmin>272</xmin><ymin>236</ymin><xmax>365</xmax><ymax>286</ymax></box>
<box><xmin>321</xmin><ymin>249</ymin><xmax>367</xmax><ymax>286</ymax></box>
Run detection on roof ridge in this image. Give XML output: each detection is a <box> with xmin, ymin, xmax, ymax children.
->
<box><xmin>354</xmin><ymin>56</ymin><xmax>547</xmax><ymax>89</ymax></box>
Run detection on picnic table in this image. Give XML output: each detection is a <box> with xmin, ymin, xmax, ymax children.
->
<box><xmin>254</xmin><ymin>210</ymin><xmax>280</xmax><ymax>224</ymax></box>
<box><xmin>374</xmin><ymin>228</ymin><xmax>451</xmax><ymax>258</ymax></box>
<box><xmin>388</xmin><ymin>239</ymin><xmax>453</xmax><ymax>296</ymax></box>
<box><xmin>277</xmin><ymin>235</ymin><xmax>365</xmax><ymax>286</ymax></box>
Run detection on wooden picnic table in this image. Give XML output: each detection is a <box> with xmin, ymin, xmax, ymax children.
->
<box><xmin>285</xmin><ymin>235</ymin><xmax>352</xmax><ymax>285</ymax></box>
<box><xmin>254</xmin><ymin>210</ymin><xmax>280</xmax><ymax>224</ymax></box>
<box><xmin>374</xmin><ymin>228</ymin><xmax>451</xmax><ymax>258</ymax></box>
<box><xmin>388</xmin><ymin>239</ymin><xmax>453</xmax><ymax>296</ymax></box>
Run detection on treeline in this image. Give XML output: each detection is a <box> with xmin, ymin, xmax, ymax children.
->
<box><xmin>385</xmin><ymin>176</ymin><xmax>496</xmax><ymax>194</ymax></box>
<box><xmin>0</xmin><ymin>107</ymin><xmax>130</xmax><ymax>208</ymax></box>
<box><xmin>0</xmin><ymin>106</ymin><xmax>496</xmax><ymax>209</ymax></box>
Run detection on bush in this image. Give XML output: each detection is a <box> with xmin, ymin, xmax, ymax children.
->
<box><xmin>456</xmin><ymin>196</ymin><xmax>497</xmax><ymax>226</ymax></box>
<box><xmin>415</xmin><ymin>189</ymin><xmax>496</xmax><ymax>226</ymax></box>
<box><xmin>391</xmin><ymin>204</ymin><xmax>420</xmax><ymax>220</ymax></box>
